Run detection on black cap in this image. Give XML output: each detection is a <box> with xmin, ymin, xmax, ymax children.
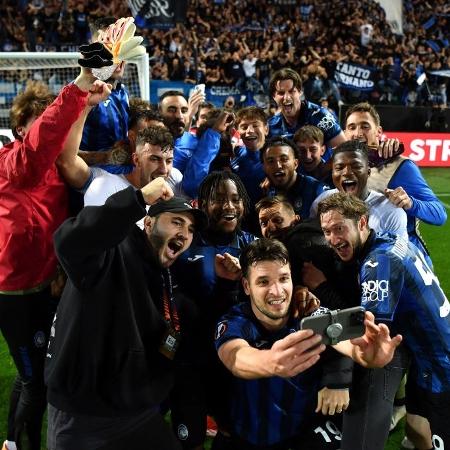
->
<box><xmin>147</xmin><ymin>197</ymin><xmax>208</xmax><ymax>231</ymax></box>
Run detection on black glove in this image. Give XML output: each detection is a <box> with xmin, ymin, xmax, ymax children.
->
<box><xmin>78</xmin><ymin>42</ymin><xmax>113</xmax><ymax>68</ymax></box>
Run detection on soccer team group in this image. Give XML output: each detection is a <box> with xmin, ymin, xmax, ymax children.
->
<box><xmin>1</xmin><ymin>17</ymin><xmax>450</xmax><ymax>450</ymax></box>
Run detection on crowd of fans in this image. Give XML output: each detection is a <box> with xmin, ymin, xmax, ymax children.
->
<box><xmin>0</xmin><ymin>0</ymin><xmax>449</xmax><ymax>108</ymax></box>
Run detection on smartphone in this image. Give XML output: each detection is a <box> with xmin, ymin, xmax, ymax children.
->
<box><xmin>300</xmin><ymin>306</ymin><xmax>366</xmax><ymax>345</ymax></box>
<box><xmin>194</xmin><ymin>83</ymin><xmax>205</xmax><ymax>95</ymax></box>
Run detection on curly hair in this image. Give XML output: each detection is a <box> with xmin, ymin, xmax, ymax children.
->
<box><xmin>10</xmin><ymin>81</ymin><xmax>55</xmax><ymax>139</ymax></box>
<box><xmin>135</xmin><ymin>126</ymin><xmax>174</xmax><ymax>152</ymax></box>
<box><xmin>317</xmin><ymin>192</ymin><xmax>369</xmax><ymax>223</ymax></box>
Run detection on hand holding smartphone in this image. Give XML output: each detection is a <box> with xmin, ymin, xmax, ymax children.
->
<box><xmin>300</xmin><ymin>306</ymin><xmax>366</xmax><ymax>345</ymax></box>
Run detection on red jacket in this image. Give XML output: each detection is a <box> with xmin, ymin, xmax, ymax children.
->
<box><xmin>0</xmin><ymin>84</ymin><xmax>88</xmax><ymax>292</ymax></box>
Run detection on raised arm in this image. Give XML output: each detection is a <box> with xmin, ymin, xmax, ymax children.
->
<box><xmin>56</xmin><ymin>70</ymin><xmax>112</xmax><ymax>189</ymax></box>
<box><xmin>0</xmin><ymin>78</ymin><xmax>91</xmax><ymax>188</ymax></box>
<box><xmin>333</xmin><ymin>312</ymin><xmax>402</xmax><ymax>368</ymax></box>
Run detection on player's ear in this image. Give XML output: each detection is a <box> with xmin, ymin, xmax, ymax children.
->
<box><xmin>358</xmin><ymin>215</ymin><xmax>368</xmax><ymax>231</ymax></box>
<box><xmin>242</xmin><ymin>276</ymin><xmax>250</xmax><ymax>295</ymax></box>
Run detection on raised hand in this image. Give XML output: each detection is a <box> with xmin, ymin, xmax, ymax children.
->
<box><xmin>350</xmin><ymin>312</ymin><xmax>402</xmax><ymax>368</ymax></box>
<box><xmin>215</xmin><ymin>252</ymin><xmax>242</xmax><ymax>280</ymax></box>
<box><xmin>384</xmin><ymin>186</ymin><xmax>413</xmax><ymax>210</ymax></box>
<box><xmin>267</xmin><ymin>329</ymin><xmax>325</xmax><ymax>377</ymax></box>
<box><xmin>141</xmin><ymin>177</ymin><xmax>174</xmax><ymax>205</ymax></box>
<box><xmin>291</xmin><ymin>285</ymin><xmax>320</xmax><ymax>319</ymax></box>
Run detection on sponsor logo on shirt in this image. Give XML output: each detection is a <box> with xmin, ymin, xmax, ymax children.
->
<box><xmin>364</xmin><ymin>260</ymin><xmax>379</xmax><ymax>268</ymax></box>
<box><xmin>316</xmin><ymin>113</ymin><xmax>336</xmax><ymax>131</ymax></box>
<box><xmin>255</xmin><ymin>340</ymin><xmax>270</xmax><ymax>348</ymax></box>
<box><xmin>361</xmin><ymin>279</ymin><xmax>389</xmax><ymax>303</ymax></box>
<box><xmin>215</xmin><ymin>321</ymin><xmax>228</xmax><ymax>340</ymax></box>
<box><xmin>187</xmin><ymin>255</ymin><xmax>204</xmax><ymax>262</ymax></box>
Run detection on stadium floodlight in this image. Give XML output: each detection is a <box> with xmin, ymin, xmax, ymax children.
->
<box><xmin>0</xmin><ymin>52</ymin><xmax>150</xmax><ymax>132</ymax></box>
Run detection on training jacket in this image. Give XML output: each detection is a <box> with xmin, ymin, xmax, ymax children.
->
<box><xmin>0</xmin><ymin>84</ymin><xmax>87</xmax><ymax>292</ymax></box>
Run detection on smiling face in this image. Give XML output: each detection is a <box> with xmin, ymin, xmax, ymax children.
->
<box><xmin>263</xmin><ymin>144</ymin><xmax>298</xmax><ymax>190</ymax></box>
<box><xmin>272</xmin><ymin>79</ymin><xmax>302</xmax><ymax>124</ymax></box>
<box><xmin>237</xmin><ymin>117</ymin><xmax>268</xmax><ymax>152</ymax></box>
<box><xmin>344</xmin><ymin>111</ymin><xmax>382</xmax><ymax>147</ymax></box>
<box><xmin>145</xmin><ymin>212</ymin><xmax>195</xmax><ymax>267</ymax></box>
<box><xmin>205</xmin><ymin>179</ymin><xmax>244</xmax><ymax>234</ymax></box>
<box><xmin>159</xmin><ymin>95</ymin><xmax>189</xmax><ymax>139</ymax></box>
<box><xmin>295</xmin><ymin>138</ymin><xmax>325</xmax><ymax>172</ymax></box>
<box><xmin>258</xmin><ymin>203</ymin><xmax>298</xmax><ymax>239</ymax></box>
<box><xmin>133</xmin><ymin>143</ymin><xmax>174</xmax><ymax>187</ymax></box>
<box><xmin>243</xmin><ymin>260</ymin><xmax>292</xmax><ymax>329</ymax></box>
<box><xmin>332</xmin><ymin>151</ymin><xmax>370</xmax><ymax>199</ymax></box>
<box><xmin>320</xmin><ymin>210</ymin><xmax>366</xmax><ymax>262</ymax></box>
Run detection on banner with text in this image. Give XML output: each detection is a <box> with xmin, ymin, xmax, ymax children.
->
<box><xmin>127</xmin><ymin>0</ymin><xmax>187</xmax><ymax>29</ymax></box>
<box><xmin>150</xmin><ymin>80</ymin><xmax>263</xmax><ymax>107</ymax></box>
<box><xmin>334</xmin><ymin>62</ymin><xmax>377</xmax><ymax>92</ymax></box>
<box><xmin>384</xmin><ymin>132</ymin><xmax>450</xmax><ymax>167</ymax></box>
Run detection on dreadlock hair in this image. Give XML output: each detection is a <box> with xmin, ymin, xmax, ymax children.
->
<box><xmin>197</xmin><ymin>171</ymin><xmax>251</xmax><ymax>218</ymax></box>
<box><xmin>10</xmin><ymin>81</ymin><xmax>55</xmax><ymax>139</ymax></box>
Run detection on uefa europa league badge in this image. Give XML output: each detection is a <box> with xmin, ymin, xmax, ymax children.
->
<box><xmin>78</xmin><ymin>17</ymin><xmax>146</xmax><ymax>81</ymax></box>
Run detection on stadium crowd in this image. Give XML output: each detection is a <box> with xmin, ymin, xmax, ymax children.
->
<box><xmin>0</xmin><ymin>0</ymin><xmax>449</xmax><ymax>107</ymax></box>
<box><xmin>0</xmin><ymin>5</ymin><xmax>450</xmax><ymax>450</ymax></box>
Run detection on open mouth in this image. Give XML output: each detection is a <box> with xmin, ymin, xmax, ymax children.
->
<box><xmin>334</xmin><ymin>242</ymin><xmax>351</xmax><ymax>259</ymax></box>
<box><xmin>268</xmin><ymin>298</ymin><xmax>285</xmax><ymax>306</ymax></box>
<box><xmin>273</xmin><ymin>170</ymin><xmax>285</xmax><ymax>179</ymax></box>
<box><xmin>283</xmin><ymin>102</ymin><xmax>294</xmax><ymax>114</ymax></box>
<box><xmin>167</xmin><ymin>239</ymin><xmax>184</xmax><ymax>257</ymax></box>
<box><xmin>341</xmin><ymin>179</ymin><xmax>358</xmax><ymax>194</ymax></box>
<box><xmin>222</xmin><ymin>214</ymin><xmax>237</xmax><ymax>222</ymax></box>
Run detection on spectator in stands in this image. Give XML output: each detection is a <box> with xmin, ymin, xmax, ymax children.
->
<box><xmin>0</xmin><ymin>67</ymin><xmax>110</xmax><ymax>450</ymax></box>
<box><xmin>72</xmin><ymin>2</ymin><xmax>90</xmax><ymax>44</ymax></box>
<box><xmin>268</xmin><ymin>68</ymin><xmax>346</xmax><ymax>147</ymax></box>
<box><xmin>242</xmin><ymin>51</ymin><xmax>264</xmax><ymax>93</ymax></box>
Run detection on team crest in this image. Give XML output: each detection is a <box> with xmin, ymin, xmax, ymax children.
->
<box><xmin>34</xmin><ymin>331</ymin><xmax>46</xmax><ymax>348</ymax></box>
<box><xmin>177</xmin><ymin>424</ymin><xmax>189</xmax><ymax>440</ymax></box>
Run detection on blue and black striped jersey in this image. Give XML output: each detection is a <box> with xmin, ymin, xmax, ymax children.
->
<box><xmin>359</xmin><ymin>232</ymin><xmax>450</xmax><ymax>393</ymax></box>
<box><xmin>215</xmin><ymin>303</ymin><xmax>321</xmax><ymax>446</ymax></box>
